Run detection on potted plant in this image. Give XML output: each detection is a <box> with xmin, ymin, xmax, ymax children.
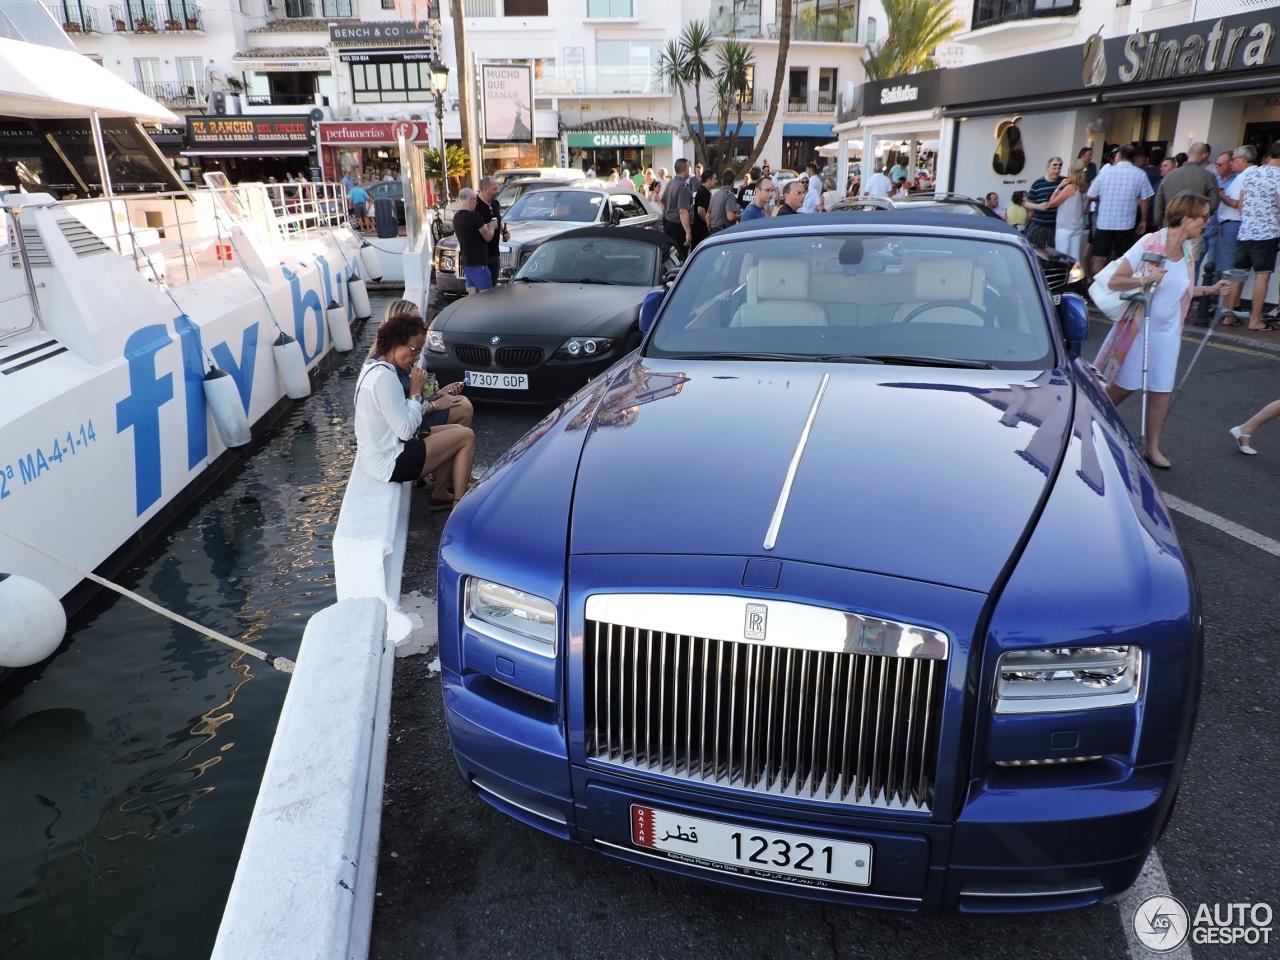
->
<box><xmin>114</xmin><ymin>17</ymin><xmax>127</xmax><ymax>30</ymax></box>
<box><xmin>185</xmin><ymin>14</ymin><xmax>199</xmax><ymax>29</ymax></box>
<box><xmin>136</xmin><ymin>17</ymin><xmax>155</xmax><ymax>32</ymax></box>
<box><xmin>63</xmin><ymin>20</ymin><xmax>82</xmax><ymax>33</ymax></box>
<box><xmin>164</xmin><ymin>18</ymin><xmax>182</xmax><ymax>30</ymax></box>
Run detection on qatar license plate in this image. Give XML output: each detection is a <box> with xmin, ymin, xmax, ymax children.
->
<box><xmin>631</xmin><ymin>805</ymin><xmax>872</xmax><ymax>889</ymax></box>
<box><xmin>465</xmin><ymin>371</ymin><xmax>528</xmax><ymax>389</ymax></box>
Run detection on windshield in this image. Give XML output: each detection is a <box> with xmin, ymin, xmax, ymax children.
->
<box><xmin>507</xmin><ymin>189</ymin><xmax>603</xmax><ymax>223</ymax></box>
<box><xmin>515</xmin><ymin>237</ymin><xmax>658</xmax><ymax>284</ymax></box>
<box><xmin>647</xmin><ymin>232</ymin><xmax>1056</xmax><ymax>370</ymax></box>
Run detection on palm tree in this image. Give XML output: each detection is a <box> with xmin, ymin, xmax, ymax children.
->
<box><xmin>660</xmin><ymin>21</ymin><xmax>716</xmax><ymax>166</ymax></box>
<box><xmin>422</xmin><ymin>145</ymin><xmax>471</xmax><ymax>198</ymax></box>
<box><xmin>736</xmin><ymin>0</ymin><xmax>792</xmax><ymax>176</ymax></box>
<box><xmin>712</xmin><ymin>40</ymin><xmax>755</xmax><ymax>170</ymax></box>
<box><xmin>863</xmin><ymin>0</ymin><xmax>961</xmax><ymax>80</ymax></box>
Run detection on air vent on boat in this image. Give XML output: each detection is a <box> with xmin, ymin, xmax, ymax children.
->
<box><xmin>57</xmin><ymin>218</ymin><xmax>112</xmax><ymax>258</ymax></box>
<box><xmin>7</xmin><ymin>221</ymin><xmax>51</xmax><ymax>269</ymax></box>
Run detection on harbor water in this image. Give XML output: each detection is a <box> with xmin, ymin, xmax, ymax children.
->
<box><xmin>0</xmin><ymin>301</ymin><xmax>386</xmax><ymax>959</ymax></box>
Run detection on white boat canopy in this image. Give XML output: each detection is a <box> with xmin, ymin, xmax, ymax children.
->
<box><xmin>0</xmin><ymin>36</ymin><xmax>178</xmax><ymax>123</ymax></box>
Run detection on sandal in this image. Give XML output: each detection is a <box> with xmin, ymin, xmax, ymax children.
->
<box><xmin>1220</xmin><ymin>318</ymin><xmax>1244</xmax><ymax>326</ymax></box>
<box><xmin>1230</xmin><ymin>426</ymin><xmax>1258</xmax><ymax>455</ymax></box>
<box><xmin>1247</xmin><ymin>321</ymin><xmax>1280</xmax><ymax>331</ymax></box>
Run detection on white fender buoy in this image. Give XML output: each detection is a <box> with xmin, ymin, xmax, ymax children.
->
<box><xmin>326</xmin><ymin>299</ymin><xmax>354</xmax><ymax>353</ymax></box>
<box><xmin>204</xmin><ymin>367</ymin><xmax>252</xmax><ymax>447</ymax></box>
<box><xmin>272</xmin><ymin>332</ymin><xmax>312</xmax><ymax>399</ymax></box>
<box><xmin>0</xmin><ymin>573</ymin><xmax>66</xmax><ymax>668</ymax></box>
<box><xmin>348</xmin><ymin>275</ymin><xmax>372</xmax><ymax>321</ymax></box>
<box><xmin>359</xmin><ymin>240</ymin><xmax>383</xmax><ymax>282</ymax></box>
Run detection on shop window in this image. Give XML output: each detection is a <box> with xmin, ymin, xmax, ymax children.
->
<box><xmin>972</xmin><ymin>0</ymin><xmax>1079</xmax><ymax>31</ymax></box>
<box><xmin>505</xmin><ymin>0</ymin><xmax>547</xmax><ymax>14</ymax></box>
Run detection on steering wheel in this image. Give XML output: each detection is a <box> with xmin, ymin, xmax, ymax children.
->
<box><xmin>610</xmin><ymin>270</ymin><xmax>644</xmax><ymax>284</ymax></box>
<box><xmin>898</xmin><ymin>300</ymin><xmax>991</xmax><ymax>326</ymax></box>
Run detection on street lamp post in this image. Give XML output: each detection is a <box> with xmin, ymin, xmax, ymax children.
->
<box><xmin>430</xmin><ymin>59</ymin><xmax>450</xmax><ymax>208</ymax></box>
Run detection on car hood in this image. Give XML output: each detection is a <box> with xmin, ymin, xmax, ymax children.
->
<box><xmin>435</xmin><ymin>282</ymin><xmax>650</xmax><ymax>336</ymax></box>
<box><xmin>568</xmin><ymin>359</ymin><xmax>1073</xmax><ymax>593</ymax></box>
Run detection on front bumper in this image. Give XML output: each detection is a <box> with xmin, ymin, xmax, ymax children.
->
<box><xmin>444</xmin><ymin>670</ymin><xmax>1169</xmax><ymax>914</ymax></box>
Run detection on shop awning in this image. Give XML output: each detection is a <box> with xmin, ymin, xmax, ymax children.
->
<box><xmin>783</xmin><ymin>122</ymin><xmax>833</xmax><ymax>137</ymax></box>
<box><xmin>693</xmin><ymin>123</ymin><xmax>757</xmax><ymax>137</ymax></box>
<box><xmin>182</xmin><ymin>148</ymin><xmax>312</xmax><ymax>157</ymax></box>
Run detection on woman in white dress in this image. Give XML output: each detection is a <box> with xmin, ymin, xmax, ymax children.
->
<box><xmin>1105</xmin><ymin>192</ymin><xmax>1229</xmax><ymax>469</ymax></box>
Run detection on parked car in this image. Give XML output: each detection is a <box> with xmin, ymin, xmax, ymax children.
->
<box><xmin>432</xmin><ymin>182</ymin><xmax>662</xmax><ymax>299</ymax></box>
<box><xmin>360</xmin><ymin>180</ymin><xmax>404</xmax><ymax>225</ymax></box>
<box><xmin>828</xmin><ymin>193</ymin><xmax>1086</xmax><ymax>299</ymax></box>
<box><xmin>492</xmin><ymin>166</ymin><xmax>586</xmax><ymax>187</ymax></box>
<box><xmin>438</xmin><ymin>210</ymin><xmax>1203</xmax><ymax>915</ymax></box>
<box><xmin>425</xmin><ymin>227</ymin><xmax>682</xmax><ymax>402</ymax></box>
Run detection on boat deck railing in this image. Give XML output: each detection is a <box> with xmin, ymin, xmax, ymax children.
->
<box><xmin>1</xmin><ymin>181</ymin><xmax>351</xmax><ymax>344</ymax></box>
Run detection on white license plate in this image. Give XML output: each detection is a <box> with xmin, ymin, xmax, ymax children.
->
<box><xmin>631</xmin><ymin>805</ymin><xmax>872</xmax><ymax>889</ymax></box>
<box><xmin>1051</xmin><ymin>293</ymin><xmax>1062</xmax><ymax>304</ymax></box>
<box><xmin>465</xmin><ymin>371</ymin><xmax>528</xmax><ymax>389</ymax></box>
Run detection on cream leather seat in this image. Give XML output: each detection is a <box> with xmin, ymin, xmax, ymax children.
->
<box><xmin>893</xmin><ymin>257</ymin><xmax>987</xmax><ymax>324</ymax></box>
<box><xmin>730</xmin><ymin>257</ymin><xmax>828</xmax><ymax>327</ymax></box>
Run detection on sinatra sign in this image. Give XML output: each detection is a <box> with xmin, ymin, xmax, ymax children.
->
<box><xmin>1115</xmin><ymin>19</ymin><xmax>1274</xmax><ymax>83</ymax></box>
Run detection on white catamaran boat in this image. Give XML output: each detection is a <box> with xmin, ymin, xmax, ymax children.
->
<box><xmin>0</xmin><ymin>8</ymin><xmax>374</xmax><ymax>664</ymax></box>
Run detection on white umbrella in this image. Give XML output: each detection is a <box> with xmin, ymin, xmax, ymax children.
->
<box><xmin>817</xmin><ymin>140</ymin><xmax>862</xmax><ymax>158</ymax></box>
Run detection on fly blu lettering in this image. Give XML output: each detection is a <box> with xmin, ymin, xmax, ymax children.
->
<box><xmin>116</xmin><ymin>267</ymin><xmax>336</xmax><ymax>516</ymax></box>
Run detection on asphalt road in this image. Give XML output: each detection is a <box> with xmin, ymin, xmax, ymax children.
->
<box><xmin>370</xmin><ymin>313</ymin><xmax>1280</xmax><ymax>960</ymax></box>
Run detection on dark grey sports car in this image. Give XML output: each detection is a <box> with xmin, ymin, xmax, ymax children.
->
<box><xmin>425</xmin><ymin>227</ymin><xmax>682</xmax><ymax>402</ymax></box>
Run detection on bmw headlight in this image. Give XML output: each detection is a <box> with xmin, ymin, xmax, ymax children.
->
<box><xmin>994</xmin><ymin>646</ymin><xmax>1141</xmax><ymax>714</ymax></box>
<box><xmin>1068</xmin><ymin>260</ymin><xmax>1086</xmax><ymax>284</ymax></box>
<box><xmin>465</xmin><ymin>578</ymin><xmax>557</xmax><ymax>655</ymax></box>
<box><xmin>426</xmin><ymin>330</ymin><xmax>447</xmax><ymax>354</ymax></box>
<box><xmin>555</xmin><ymin>336</ymin><xmax>615</xmax><ymax>360</ymax></box>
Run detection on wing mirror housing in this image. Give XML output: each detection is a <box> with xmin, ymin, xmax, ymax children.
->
<box><xmin>1057</xmin><ymin>293</ymin><xmax>1089</xmax><ymax>342</ymax></box>
<box><xmin>639</xmin><ymin>289</ymin><xmax>664</xmax><ymax>334</ymax></box>
<box><xmin>499</xmin><ymin>265</ymin><xmax>516</xmax><ymax>280</ymax></box>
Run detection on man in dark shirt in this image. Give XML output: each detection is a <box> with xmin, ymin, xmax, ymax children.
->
<box><xmin>451</xmin><ymin>187</ymin><xmax>498</xmax><ymax>294</ymax></box>
<box><xmin>691</xmin><ymin>169</ymin><xmax>716</xmax><ymax>248</ymax></box>
<box><xmin>775</xmin><ymin>179</ymin><xmax>805</xmax><ymax>215</ymax></box>
<box><xmin>474</xmin><ymin>176</ymin><xmax>510</xmax><ymax>287</ymax></box>
<box><xmin>737</xmin><ymin>165</ymin><xmax>762</xmax><ymax>209</ymax></box>
<box><xmin>661</xmin><ymin>157</ymin><xmax>694</xmax><ymax>255</ymax></box>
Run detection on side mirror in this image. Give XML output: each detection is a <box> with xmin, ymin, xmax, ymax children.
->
<box><xmin>1057</xmin><ymin>292</ymin><xmax>1089</xmax><ymax>343</ymax></box>
<box><xmin>499</xmin><ymin>266</ymin><xmax>516</xmax><ymax>280</ymax></box>
<box><xmin>639</xmin><ymin>289</ymin><xmax>664</xmax><ymax>334</ymax></box>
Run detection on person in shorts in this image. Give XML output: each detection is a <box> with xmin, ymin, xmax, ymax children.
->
<box><xmin>1086</xmin><ymin>145</ymin><xmax>1154</xmax><ymax>279</ymax></box>
<box><xmin>451</xmin><ymin>188</ymin><xmax>498</xmax><ymax>295</ymax></box>
<box><xmin>1224</xmin><ymin>144</ymin><xmax>1280</xmax><ymax>330</ymax></box>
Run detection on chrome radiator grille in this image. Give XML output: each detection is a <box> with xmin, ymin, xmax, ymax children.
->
<box><xmin>584</xmin><ymin>620</ymin><xmax>945</xmax><ymax>811</ymax></box>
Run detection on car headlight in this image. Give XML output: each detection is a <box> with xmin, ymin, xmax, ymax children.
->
<box><xmin>465</xmin><ymin>578</ymin><xmax>557</xmax><ymax>655</ymax></box>
<box><xmin>993</xmin><ymin>645</ymin><xmax>1140</xmax><ymax>714</ymax></box>
<box><xmin>555</xmin><ymin>336</ymin><xmax>615</xmax><ymax>360</ymax></box>
<box><xmin>1068</xmin><ymin>260</ymin><xmax>1085</xmax><ymax>284</ymax></box>
<box><xmin>426</xmin><ymin>330</ymin><xmax>447</xmax><ymax>354</ymax></box>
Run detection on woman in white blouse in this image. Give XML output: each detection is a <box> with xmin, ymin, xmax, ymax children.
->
<box><xmin>355</xmin><ymin>314</ymin><xmax>475</xmax><ymax>508</ymax></box>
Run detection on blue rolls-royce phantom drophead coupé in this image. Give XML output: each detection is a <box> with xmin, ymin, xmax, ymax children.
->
<box><xmin>437</xmin><ymin>211</ymin><xmax>1203</xmax><ymax>915</ymax></box>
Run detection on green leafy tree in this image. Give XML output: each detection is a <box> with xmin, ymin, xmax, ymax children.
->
<box><xmin>862</xmin><ymin>0</ymin><xmax>961</xmax><ymax>80</ymax></box>
<box><xmin>422</xmin><ymin>145</ymin><xmax>472</xmax><ymax>198</ymax></box>
<box><xmin>660</xmin><ymin>20</ymin><xmax>716</xmax><ymax>166</ymax></box>
<box><xmin>712</xmin><ymin>39</ymin><xmax>755</xmax><ymax>169</ymax></box>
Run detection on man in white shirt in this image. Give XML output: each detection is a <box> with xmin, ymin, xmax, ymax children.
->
<box><xmin>863</xmin><ymin>165</ymin><xmax>893</xmax><ymax>198</ymax></box>
<box><xmin>801</xmin><ymin>163</ymin><xmax>824</xmax><ymax>213</ymax></box>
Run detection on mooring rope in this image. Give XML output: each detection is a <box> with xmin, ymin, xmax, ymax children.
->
<box><xmin>3</xmin><ymin>531</ymin><xmax>296</xmax><ymax>674</ymax></box>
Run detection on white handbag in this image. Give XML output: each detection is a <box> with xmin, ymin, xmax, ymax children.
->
<box><xmin>1088</xmin><ymin>257</ymin><xmax>1129</xmax><ymax>321</ymax></box>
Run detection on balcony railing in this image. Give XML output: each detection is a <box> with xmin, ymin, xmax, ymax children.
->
<box><xmin>282</xmin><ymin>0</ymin><xmax>353</xmax><ymax>16</ymax></box>
<box><xmin>535</xmin><ymin>66</ymin><xmax>668</xmax><ymax>97</ymax></box>
<box><xmin>710</xmin><ymin>3</ymin><xmax>762</xmax><ymax>38</ymax></box>
<box><xmin>109</xmin><ymin>4</ymin><xmax>203</xmax><ymax>31</ymax></box>
<box><xmin>784</xmin><ymin>91</ymin><xmax>836</xmax><ymax>114</ymax></box>
<box><xmin>243</xmin><ymin>92</ymin><xmax>321</xmax><ymax>106</ymax></box>
<box><xmin>131</xmin><ymin>79</ymin><xmax>209</xmax><ymax>106</ymax></box>
<box><xmin>48</xmin><ymin>3</ymin><xmax>102</xmax><ymax>33</ymax></box>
